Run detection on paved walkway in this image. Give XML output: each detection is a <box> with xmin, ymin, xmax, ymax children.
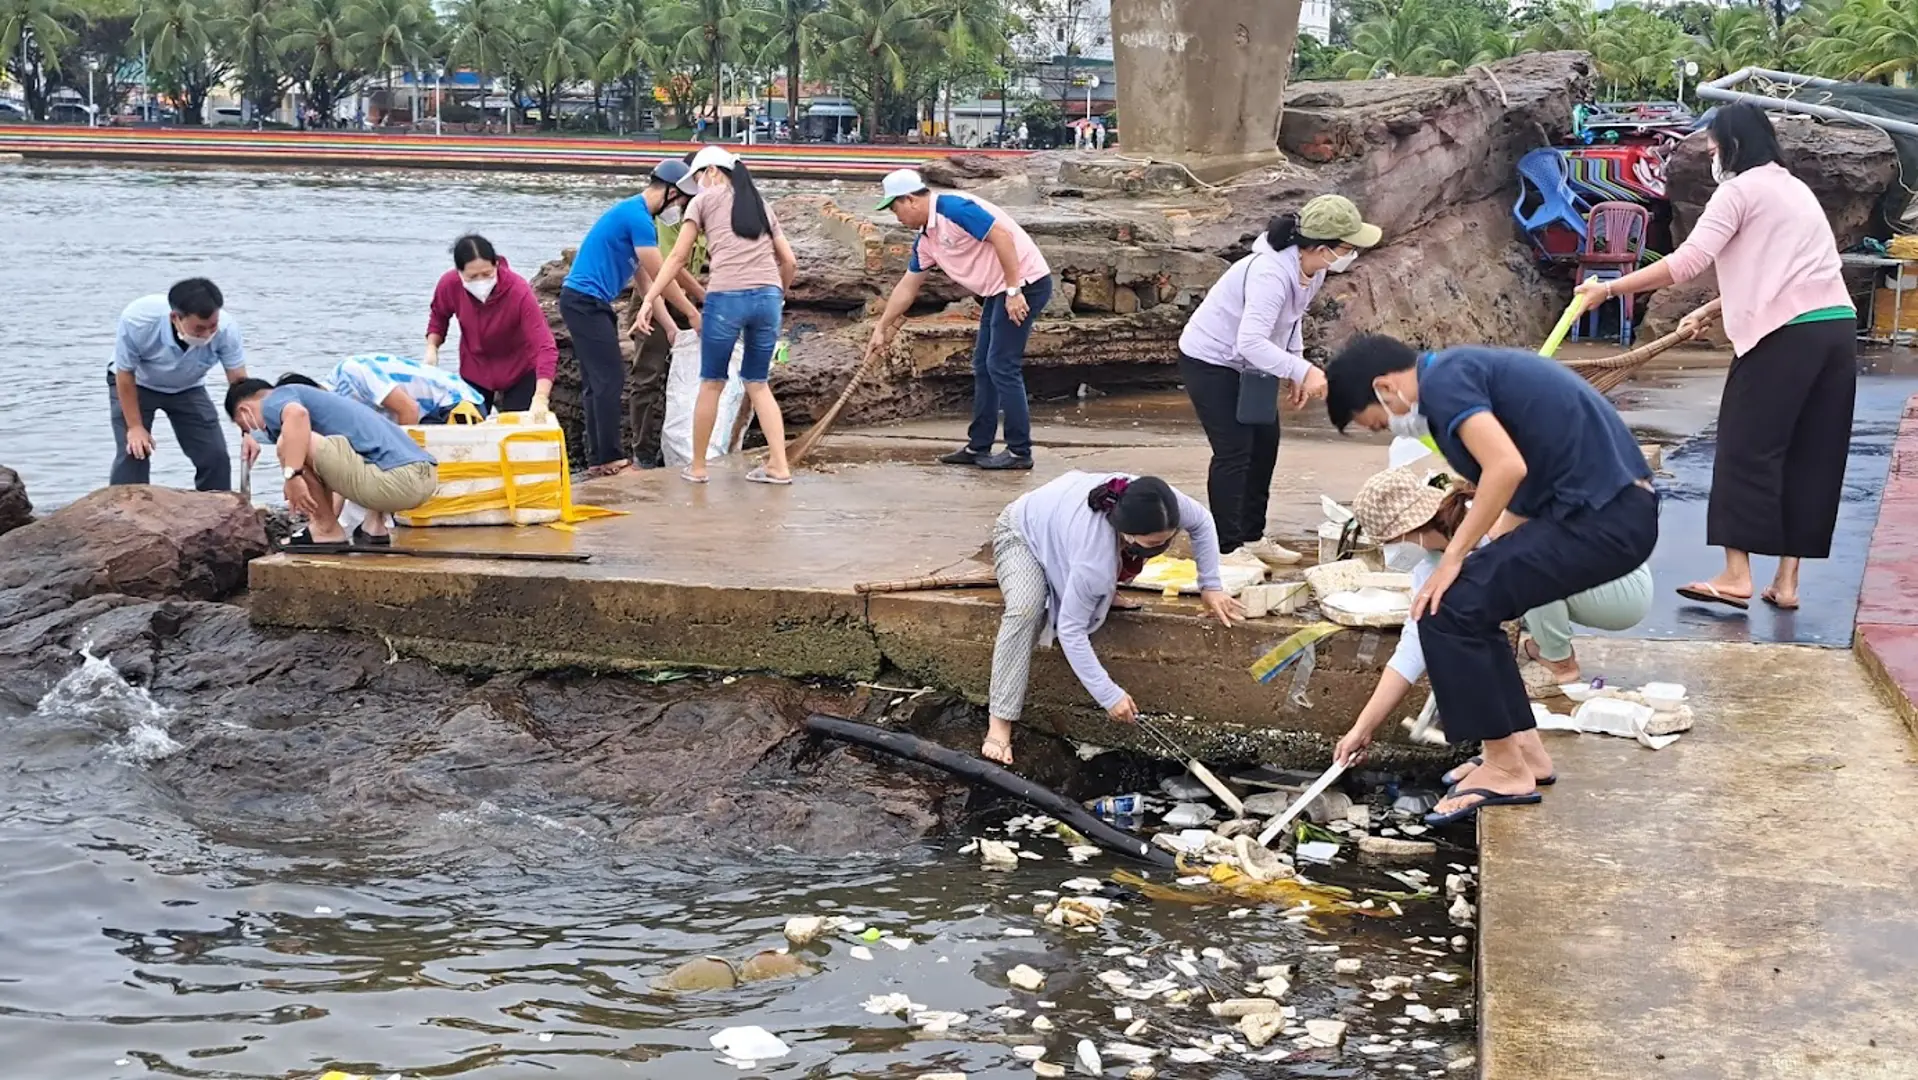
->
<box><xmin>1479</xmin><ymin>637</ymin><xmax>1918</xmax><ymax>1079</ymax></box>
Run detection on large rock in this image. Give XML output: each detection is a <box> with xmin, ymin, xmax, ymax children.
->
<box><xmin>1645</xmin><ymin>118</ymin><xmax>1898</xmax><ymax>338</ymax></box>
<box><xmin>0</xmin><ymin>465</ymin><xmax>30</xmax><ymax>536</ymax></box>
<box><xmin>0</xmin><ymin>486</ymin><xmax>266</xmax><ymax>626</ymax></box>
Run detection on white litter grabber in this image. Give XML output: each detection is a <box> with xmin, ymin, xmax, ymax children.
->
<box><xmin>1256</xmin><ymin>761</ymin><xmax>1348</xmax><ymax>848</ymax></box>
<box><xmin>1136</xmin><ymin>715</ymin><xmax>1246</xmax><ymax>817</ymax></box>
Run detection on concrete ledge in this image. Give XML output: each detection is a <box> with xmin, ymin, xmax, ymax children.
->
<box><xmin>1854</xmin><ymin>393</ymin><xmax>1918</xmax><ymax>738</ymax></box>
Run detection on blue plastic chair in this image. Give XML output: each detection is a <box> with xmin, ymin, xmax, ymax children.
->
<box><xmin>1514</xmin><ymin>148</ymin><xmax>1590</xmax><ymax>259</ymax></box>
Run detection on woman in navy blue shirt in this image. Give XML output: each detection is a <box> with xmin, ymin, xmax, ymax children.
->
<box><xmin>1324</xmin><ymin>335</ymin><xmax>1659</xmax><ymax>825</ymax></box>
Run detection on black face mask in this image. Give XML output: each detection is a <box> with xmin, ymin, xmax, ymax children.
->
<box><xmin>1123</xmin><ymin>539</ymin><xmax>1172</xmax><ymax>560</ymax></box>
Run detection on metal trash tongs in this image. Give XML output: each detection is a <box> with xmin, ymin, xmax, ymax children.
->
<box><xmin>1135</xmin><ymin>715</ymin><xmax>1246</xmax><ymax>817</ymax></box>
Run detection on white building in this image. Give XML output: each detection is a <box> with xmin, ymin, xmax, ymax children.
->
<box><xmin>1299</xmin><ymin>0</ymin><xmax>1333</xmax><ymax>43</ymax></box>
<box><xmin>1015</xmin><ymin>0</ymin><xmax>1113</xmax><ymax>64</ymax></box>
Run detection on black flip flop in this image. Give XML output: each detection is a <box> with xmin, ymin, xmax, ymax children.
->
<box><xmin>282</xmin><ymin>529</ymin><xmax>351</xmax><ymax>552</ymax></box>
<box><xmin>352</xmin><ymin>526</ymin><xmax>392</xmax><ymax>548</ymax></box>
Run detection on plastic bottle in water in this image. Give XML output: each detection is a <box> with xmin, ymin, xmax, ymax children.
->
<box><xmin>1089</xmin><ymin>794</ymin><xmax>1145</xmax><ymax>821</ymax></box>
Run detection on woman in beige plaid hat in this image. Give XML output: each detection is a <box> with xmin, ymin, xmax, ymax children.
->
<box><xmin>1331</xmin><ymin>465</ymin><xmax>1652</xmax><ymax>793</ymax></box>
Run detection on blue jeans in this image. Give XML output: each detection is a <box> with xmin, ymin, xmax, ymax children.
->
<box><xmin>701</xmin><ymin>286</ymin><xmax>784</xmax><ymax>383</ymax></box>
<box><xmin>966</xmin><ymin>274</ymin><xmax>1054</xmax><ymax>459</ymax></box>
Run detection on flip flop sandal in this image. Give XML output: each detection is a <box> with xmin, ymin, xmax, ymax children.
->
<box><xmin>679</xmin><ymin>468</ymin><xmax>710</xmax><ymax>485</ymax></box>
<box><xmin>1676</xmin><ymin>583</ymin><xmax>1750</xmax><ymax>610</ymax></box>
<box><xmin>746</xmin><ymin>467</ymin><xmax>793</xmax><ymax>486</ymax></box>
<box><xmin>1424</xmin><ymin>787</ymin><xmax>1544</xmax><ymax>827</ymax></box>
<box><xmin>1443</xmin><ymin>757</ymin><xmax>1557</xmax><ymax>788</ymax></box>
<box><xmin>352</xmin><ymin>526</ymin><xmax>392</xmax><ymax>548</ymax></box>
<box><xmin>1762</xmin><ymin>588</ymin><xmax>1800</xmax><ymax>611</ymax></box>
<box><xmin>980</xmin><ymin>738</ymin><xmax>1013</xmax><ymax>765</ymax></box>
<box><xmin>282</xmin><ymin>529</ymin><xmax>351</xmax><ymax>552</ymax></box>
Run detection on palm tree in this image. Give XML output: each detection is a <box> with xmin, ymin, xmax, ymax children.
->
<box><xmin>228</xmin><ymin>0</ymin><xmax>283</xmax><ymax>123</ymax></box>
<box><xmin>923</xmin><ymin>0</ymin><xmax>1007</xmax><ymax>139</ymax></box>
<box><xmin>281</xmin><ymin>0</ymin><xmax>358</xmax><ymax>125</ymax></box>
<box><xmin>654</xmin><ymin>0</ymin><xmax>744</xmax><ymax>125</ymax></box>
<box><xmin>1518</xmin><ymin>0</ymin><xmax>1601</xmax><ymax>53</ymax></box>
<box><xmin>343</xmin><ymin>0</ymin><xmax>433</xmax><ymax>123</ymax></box>
<box><xmin>1337</xmin><ymin>0</ymin><xmax>1441</xmax><ymax>78</ymax></box>
<box><xmin>812</xmin><ymin>0</ymin><xmax>934</xmax><ymax>135</ymax></box>
<box><xmin>1688</xmin><ymin>5</ymin><xmax>1771</xmax><ymax>81</ymax></box>
<box><xmin>1589</xmin><ymin>5</ymin><xmax>1685</xmax><ymax>98</ymax></box>
<box><xmin>135</xmin><ymin>0</ymin><xmax>232</xmax><ymax>123</ymax></box>
<box><xmin>518</xmin><ymin>0</ymin><xmax>590</xmax><ymax>128</ymax></box>
<box><xmin>1428</xmin><ymin>11</ymin><xmax>1513</xmax><ymax>74</ymax></box>
<box><xmin>442</xmin><ymin>0</ymin><xmax>517</xmax><ymax>127</ymax></box>
<box><xmin>1810</xmin><ymin>0</ymin><xmax>1918</xmax><ymax>82</ymax></box>
<box><xmin>748</xmin><ymin>0</ymin><xmax>825</xmax><ymax>137</ymax></box>
<box><xmin>1</xmin><ymin>0</ymin><xmax>79</xmax><ymax>119</ymax></box>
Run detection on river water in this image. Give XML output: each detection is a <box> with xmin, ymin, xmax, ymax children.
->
<box><xmin>0</xmin><ymin>162</ymin><xmax>1475</xmax><ymax>1078</ymax></box>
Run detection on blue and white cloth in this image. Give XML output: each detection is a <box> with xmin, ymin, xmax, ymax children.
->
<box><xmin>329</xmin><ymin>354</ymin><xmax>482</xmax><ymax>423</ymax></box>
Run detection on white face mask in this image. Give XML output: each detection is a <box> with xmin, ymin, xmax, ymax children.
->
<box><xmin>1382</xmin><ymin>540</ymin><xmax>1427</xmax><ymax>572</ymax></box>
<box><xmin>181</xmin><ymin>332</ymin><xmax>214</xmax><ymax>349</ymax></box>
<box><xmin>1377</xmin><ymin>388</ymin><xmax>1430</xmax><ymax>440</ymax></box>
<box><xmin>1710</xmin><ymin>153</ymin><xmax>1729</xmax><ymax>185</ymax></box>
<box><xmin>1328</xmin><ymin>250</ymin><xmax>1358</xmax><ymax>273</ymax></box>
<box><xmin>463</xmin><ymin>276</ymin><xmax>497</xmax><ymax>302</ymax></box>
<box><xmin>658</xmin><ymin>203</ymin><xmax>684</xmax><ymax>227</ymax></box>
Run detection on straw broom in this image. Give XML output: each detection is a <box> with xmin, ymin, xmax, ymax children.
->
<box><xmin>787</xmin><ymin>341</ymin><xmax>886</xmax><ymax>467</ymax></box>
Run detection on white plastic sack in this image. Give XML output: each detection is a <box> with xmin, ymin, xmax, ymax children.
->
<box><xmin>662</xmin><ymin>334</ymin><xmax>749</xmax><ymax>468</ymax></box>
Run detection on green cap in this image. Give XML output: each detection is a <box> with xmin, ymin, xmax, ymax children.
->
<box><xmin>1298</xmin><ymin>194</ymin><xmax>1382</xmax><ymax>248</ymax></box>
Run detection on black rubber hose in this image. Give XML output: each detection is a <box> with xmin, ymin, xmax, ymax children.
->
<box><xmin>805</xmin><ymin>713</ymin><xmax>1177</xmax><ymax>868</ymax></box>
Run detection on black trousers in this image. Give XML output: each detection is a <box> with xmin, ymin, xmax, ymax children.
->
<box><xmin>1181</xmin><ymin>354</ymin><xmax>1279</xmax><ymax>552</ymax></box>
<box><xmin>559</xmin><ymin>287</ymin><xmax>627</xmax><ymax>467</ymax></box>
<box><xmin>106</xmin><ymin>373</ymin><xmax>231</xmax><ymax>491</ymax></box>
<box><xmin>1422</xmin><ymin>483</ymin><xmax>1659</xmax><ymax>745</ymax></box>
<box><xmin>1708</xmin><ymin>318</ymin><xmax>1856</xmax><ymax>558</ymax></box>
<box><xmin>470</xmin><ymin>371</ymin><xmax>539</xmax><ymax>415</ymax></box>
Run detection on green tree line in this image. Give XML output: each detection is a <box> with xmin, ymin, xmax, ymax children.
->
<box><xmin>0</xmin><ymin>0</ymin><xmax>1035</xmax><ymax>131</ymax></box>
<box><xmin>1297</xmin><ymin>0</ymin><xmax>1918</xmax><ymax>96</ymax></box>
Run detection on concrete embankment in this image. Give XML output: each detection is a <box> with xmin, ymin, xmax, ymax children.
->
<box><xmin>0</xmin><ymin>125</ymin><xmax>1010</xmax><ymax>180</ymax></box>
<box><xmin>1478</xmin><ymin>392</ymin><xmax>1918</xmax><ymax>1079</ymax></box>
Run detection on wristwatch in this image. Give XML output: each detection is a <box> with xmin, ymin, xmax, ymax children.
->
<box><xmin>283</xmin><ymin>466</ymin><xmax>303</xmax><ymax>480</ymax></box>
<box><xmin>1006</xmin><ymin>285</ymin><xmax>1023</xmax><ymax>298</ymax></box>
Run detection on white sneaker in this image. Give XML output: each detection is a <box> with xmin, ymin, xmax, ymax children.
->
<box><xmin>1240</xmin><ymin>538</ymin><xmax>1303</xmax><ymax>567</ymax></box>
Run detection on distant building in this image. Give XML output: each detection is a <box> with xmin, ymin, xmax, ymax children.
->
<box><xmin>1299</xmin><ymin>0</ymin><xmax>1333</xmax><ymax>43</ymax></box>
<box><xmin>1016</xmin><ymin>0</ymin><xmax>1113</xmax><ymax>64</ymax></box>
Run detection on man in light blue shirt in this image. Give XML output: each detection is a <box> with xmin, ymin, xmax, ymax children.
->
<box><xmin>326</xmin><ymin>354</ymin><xmax>484</xmax><ymax>424</ymax></box>
<box><xmin>108</xmin><ymin>278</ymin><xmax>248</xmax><ymax>491</ymax></box>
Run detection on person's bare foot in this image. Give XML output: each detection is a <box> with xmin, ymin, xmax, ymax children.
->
<box><xmin>1443</xmin><ymin>746</ymin><xmax>1556</xmax><ymax>788</ymax></box>
<box><xmin>1762</xmin><ymin>586</ymin><xmax>1800</xmax><ymax>611</ymax></box>
<box><xmin>1522</xmin><ymin>639</ymin><xmax>1581</xmax><ymax>683</ymax></box>
<box><xmin>1677</xmin><ymin>577</ymin><xmax>1751</xmax><ymax>609</ymax></box>
<box><xmin>981</xmin><ymin>716</ymin><xmax>1014</xmax><ymax>765</ymax></box>
<box><xmin>1429</xmin><ymin>760</ymin><xmax>1535</xmax><ymax>816</ymax></box>
<box><xmin>1111</xmin><ymin>596</ymin><xmax>1143</xmax><ymax>611</ymax></box>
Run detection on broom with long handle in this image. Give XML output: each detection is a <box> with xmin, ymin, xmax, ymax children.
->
<box><xmin>787</xmin><ymin>340</ymin><xmax>886</xmax><ymax>467</ymax></box>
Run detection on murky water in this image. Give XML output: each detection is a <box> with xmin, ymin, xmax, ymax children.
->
<box><xmin>0</xmin><ymin>161</ymin><xmax>633</xmax><ymax>506</ymax></box>
<box><xmin>0</xmin><ymin>645</ymin><xmax>1475</xmax><ymax>1079</ymax></box>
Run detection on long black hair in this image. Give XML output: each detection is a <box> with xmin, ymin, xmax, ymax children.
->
<box><xmin>1708</xmin><ymin>103</ymin><xmax>1787</xmax><ymax>175</ymax></box>
<box><xmin>1088</xmin><ymin>475</ymin><xmax>1180</xmax><ymax>534</ymax></box>
<box><xmin>728</xmin><ymin>160</ymin><xmax>772</xmax><ymax>241</ymax></box>
<box><xmin>1264</xmin><ymin>212</ymin><xmax>1302</xmax><ymax>251</ymax></box>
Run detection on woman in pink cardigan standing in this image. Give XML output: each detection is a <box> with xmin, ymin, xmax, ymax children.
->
<box><xmin>1577</xmin><ymin>103</ymin><xmax>1855</xmax><ymax>613</ymax></box>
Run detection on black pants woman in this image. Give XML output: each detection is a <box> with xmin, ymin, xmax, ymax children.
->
<box><xmin>1180</xmin><ymin>354</ymin><xmax>1279</xmax><ymax>553</ymax></box>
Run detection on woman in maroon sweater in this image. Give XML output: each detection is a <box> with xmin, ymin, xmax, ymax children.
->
<box><xmin>426</xmin><ymin>235</ymin><xmax>560</xmax><ymax>414</ymax></box>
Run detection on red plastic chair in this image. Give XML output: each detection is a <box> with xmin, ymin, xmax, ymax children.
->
<box><xmin>1575</xmin><ymin>201</ymin><xmax>1650</xmax><ymax>345</ymax></box>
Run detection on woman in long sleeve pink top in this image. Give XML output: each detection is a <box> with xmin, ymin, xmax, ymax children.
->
<box><xmin>426</xmin><ymin>234</ymin><xmax>560</xmax><ymax>415</ymax></box>
<box><xmin>1577</xmin><ymin>104</ymin><xmax>1855</xmax><ymax>613</ymax></box>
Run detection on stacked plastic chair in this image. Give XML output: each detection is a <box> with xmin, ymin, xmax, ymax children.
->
<box><xmin>1573</xmin><ymin>201</ymin><xmax>1652</xmax><ymax>347</ymax></box>
<box><xmin>1513</xmin><ymin>148</ymin><xmax>1590</xmax><ymax>263</ymax></box>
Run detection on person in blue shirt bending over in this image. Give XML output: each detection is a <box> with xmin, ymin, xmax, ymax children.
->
<box><xmin>108</xmin><ymin>277</ymin><xmax>250</xmax><ymax>491</ymax></box>
<box><xmin>225</xmin><ymin>378</ymin><xmax>439</xmax><ymax>549</ymax></box>
<box><xmin>1324</xmin><ymin>334</ymin><xmax>1659</xmax><ymax>827</ymax></box>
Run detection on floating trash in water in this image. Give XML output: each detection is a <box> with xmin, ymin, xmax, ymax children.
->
<box><xmin>849</xmin><ymin>945</ymin><xmax>874</xmax><ymax>961</ymax></box>
<box><xmin>1076</xmin><ymin>1039</ymin><xmax>1103</xmax><ymax>1075</ymax></box>
<box><xmin>709</xmin><ymin>1026</ymin><xmax>789</xmax><ymax>1062</ymax></box>
<box><xmin>864</xmin><ymin>993</ymin><xmax>918</xmax><ymax>1015</ymax></box>
<box><xmin>1008</xmin><ymin>964</ymin><xmax>1046</xmax><ymax>991</ymax></box>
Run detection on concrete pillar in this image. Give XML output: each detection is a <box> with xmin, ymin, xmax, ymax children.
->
<box><xmin>1111</xmin><ymin>0</ymin><xmax>1302</xmax><ymax>181</ymax></box>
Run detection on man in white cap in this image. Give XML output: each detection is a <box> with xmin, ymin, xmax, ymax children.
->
<box><xmin>870</xmin><ymin>168</ymin><xmax>1054</xmax><ymax>470</ymax></box>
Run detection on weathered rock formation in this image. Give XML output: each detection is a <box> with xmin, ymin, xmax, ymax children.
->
<box><xmin>0</xmin><ymin>485</ymin><xmax>265</xmax><ymax>625</ymax></box>
<box><xmin>0</xmin><ymin>465</ymin><xmax>30</xmax><ymax>536</ymax></box>
<box><xmin>532</xmin><ymin>51</ymin><xmax>1596</xmax><ymax>459</ymax></box>
<box><xmin>1643</xmin><ymin>117</ymin><xmax>1899</xmax><ymax>339</ymax></box>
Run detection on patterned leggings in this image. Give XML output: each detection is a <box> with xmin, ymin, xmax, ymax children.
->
<box><xmin>990</xmin><ymin>510</ymin><xmax>1050</xmax><ymax>722</ymax></box>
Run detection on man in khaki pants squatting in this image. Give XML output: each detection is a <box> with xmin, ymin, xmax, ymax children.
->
<box><xmin>225</xmin><ymin>378</ymin><xmax>439</xmax><ymax>549</ymax></box>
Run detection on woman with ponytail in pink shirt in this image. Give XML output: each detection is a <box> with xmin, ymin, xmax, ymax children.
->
<box><xmin>1577</xmin><ymin>103</ymin><xmax>1855</xmax><ymax>614</ymax></box>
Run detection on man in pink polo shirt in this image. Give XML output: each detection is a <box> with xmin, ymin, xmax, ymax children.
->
<box><xmin>869</xmin><ymin>169</ymin><xmax>1054</xmax><ymax>470</ymax></box>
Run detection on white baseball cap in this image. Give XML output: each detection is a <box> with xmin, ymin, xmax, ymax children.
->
<box><xmin>681</xmin><ymin>145</ymin><xmax>739</xmax><ymax>194</ymax></box>
<box><xmin>875</xmin><ymin>168</ymin><xmax>929</xmax><ymax>211</ymax></box>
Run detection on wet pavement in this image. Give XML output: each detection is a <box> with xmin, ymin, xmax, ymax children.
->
<box><xmin>1612</xmin><ymin>350</ymin><xmax>1918</xmax><ymax>649</ymax></box>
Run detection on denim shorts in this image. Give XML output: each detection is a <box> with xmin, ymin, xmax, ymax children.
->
<box><xmin>701</xmin><ymin>286</ymin><xmax>784</xmax><ymax>383</ymax></box>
